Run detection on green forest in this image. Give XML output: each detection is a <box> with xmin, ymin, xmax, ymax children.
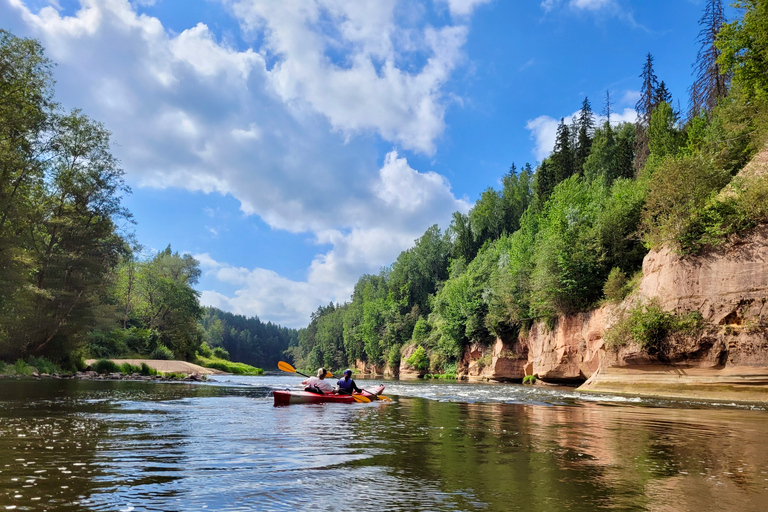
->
<box><xmin>0</xmin><ymin>30</ymin><xmax>297</xmax><ymax>372</ymax></box>
<box><xmin>289</xmin><ymin>0</ymin><xmax>768</xmax><ymax>375</ymax></box>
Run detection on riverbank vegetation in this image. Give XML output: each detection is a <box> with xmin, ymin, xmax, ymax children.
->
<box><xmin>0</xmin><ymin>29</ymin><xmax>297</xmax><ymax>374</ymax></box>
<box><xmin>290</xmin><ymin>1</ymin><xmax>768</xmax><ymax>374</ymax></box>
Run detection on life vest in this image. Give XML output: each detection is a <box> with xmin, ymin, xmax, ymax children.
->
<box><xmin>337</xmin><ymin>377</ymin><xmax>354</xmax><ymax>393</ymax></box>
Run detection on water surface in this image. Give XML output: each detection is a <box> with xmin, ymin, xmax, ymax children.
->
<box><xmin>1</xmin><ymin>375</ymin><xmax>767</xmax><ymax>511</ymax></box>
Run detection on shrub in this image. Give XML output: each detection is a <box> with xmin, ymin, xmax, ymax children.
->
<box><xmin>641</xmin><ymin>153</ymin><xmax>732</xmax><ymax>252</ymax></box>
<box><xmin>523</xmin><ymin>374</ymin><xmax>537</xmax><ymax>384</ymax></box>
<box><xmin>151</xmin><ymin>344</ymin><xmax>174</xmax><ymax>360</ymax></box>
<box><xmin>93</xmin><ymin>359</ymin><xmax>121</xmax><ymax>374</ymax></box>
<box><xmin>195</xmin><ymin>355</ymin><xmax>263</xmax><ymax>375</ymax></box>
<box><xmin>120</xmin><ymin>363</ymin><xmax>141</xmax><ymax>375</ymax></box>
<box><xmin>604</xmin><ymin>300</ymin><xmax>704</xmax><ymax>353</ymax></box>
<box><xmin>405</xmin><ymin>345</ymin><xmax>429</xmax><ymax>372</ymax></box>
<box><xmin>197</xmin><ymin>342</ymin><xmax>213</xmax><ymax>358</ymax></box>
<box><xmin>140</xmin><ymin>363</ymin><xmax>158</xmax><ymax>376</ymax></box>
<box><xmin>476</xmin><ymin>353</ymin><xmax>492</xmax><ymax>369</ymax></box>
<box><xmin>603</xmin><ymin>268</ymin><xmax>630</xmax><ymax>303</ymax></box>
<box><xmin>211</xmin><ymin>346</ymin><xmax>230</xmax><ymax>360</ymax></box>
<box><xmin>386</xmin><ymin>344</ymin><xmax>401</xmax><ymax>370</ymax></box>
<box><xmin>26</xmin><ymin>356</ymin><xmax>61</xmax><ymax>375</ymax></box>
<box><xmin>13</xmin><ymin>359</ymin><xmax>34</xmax><ymax>376</ymax></box>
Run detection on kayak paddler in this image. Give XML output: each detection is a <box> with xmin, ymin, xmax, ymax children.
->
<box><xmin>302</xmin><ymin>367</ymin><xmax>334</xmax><ymax>394</ymax></box>
<box><xmin>335</xmin><ymin>369</ymin><xmax>362</xmax><ymax>395</ymax></box>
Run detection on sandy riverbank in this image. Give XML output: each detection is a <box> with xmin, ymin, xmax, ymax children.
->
<box><xmin>84</xmin><ymin>359</ymin><xmax>228</xmax><ymax>375</ymax></box>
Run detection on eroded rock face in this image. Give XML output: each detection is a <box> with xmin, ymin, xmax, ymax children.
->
<box><xmin>526</xmin><ymin>307</ymin><xmax>608</xmax><ymax>383</ymax></box>
<box><xmin>456</xmin><ymin>223</ymin><xmax>768</xmax><ymax>386</ymax></box>
<box><xmin>353</xmin><ymin>360</ymin><xmax>384</xmax><ymax>377</ymax></box>
<box><xmin>637</xmin><ymin>225</ymin><xmax>768</xmax><ymax>366</ymax></box>
<box><xmin>458</xmin><ymin>338</ymin><xmax>529</xmax><ymax>382</ymax></box>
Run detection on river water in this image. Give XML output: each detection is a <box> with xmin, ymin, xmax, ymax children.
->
<box><xmin>1</xmin><ymin>375</ymin><xmax>767</xmax><ymax>511</ymax></box>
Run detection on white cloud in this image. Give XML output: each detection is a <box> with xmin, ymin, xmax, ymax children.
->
<box><xmin>438</xmin><ymin>0</ymin><xmax>493</xmax><ymax>17</ymax></box>
<box><xmin>620</xmin><ymin>89</ymin><xmax>641</xmax><ymax>107</ymax></box>
<box><xmin>197</xmin><ymin>151</ymin><xmax>469</xmax><ymax>327</ymax></box>
<box><xmin>2</xmin><ymin>0</ymin><xmax>476</xmax><ymax>327</ymax></box>
<box><xmin>526</xmin><ymin>106</ymin><xmax>636</xmax><ymax>161</ymax></box>
<box><xmin>228</xmin><ymin>0</ymin><xmax>467</xmax><ymax>155</ymax></box>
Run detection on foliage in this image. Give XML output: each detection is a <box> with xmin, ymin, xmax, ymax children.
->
<box><xmin>522</xmin><ymin>374</ymin><xmax>537</xmax><ymax>384</ymax></box>
<box><xmin>405</xmin><ymin>345</ymin><xmax>430</xmax><ymax>372</ymax></box>
<box><xmin>199</xmin><ymin>307</ymin><xmax>298</xmax><ymax>369</ymax></box>
<box><xmin>603</xmin><ymin>268</ymin><xmax>631</xmax><ymax>303</ymax></box>
<box><xmin>604</xmin><ymin>300</ymin><xmax>705</xmax><ymax>353</ymax></box>
<box><xmin>140</xmin><ymin>362</ymin><xmax>159</xmax><ymax>376</ymax></box>
<box><xmin>120</xmin><ymin>362</ymin><xmax>141</xmax><ymax>375</ymax></box>
<box><xmin>211</xmin><ymin>346</ymin><xmax>230</xmax><ymax>360</ymax></box>
<box><xmin>92</xmin><ymin>359</ymin><xmax>121</xmax><ymax>374</ymax></box>
<box><xmin>0</xmin><ymin>31</ymin><xmax>131</xmax><ymax>364</ymax></box>
<box><xmin>717</xmin><ymin>0</ymin><xmax>768</xmax><ymax>100</ymax></box>
<box><xmin>195</xmin><ymin>355</ymin><xmax>264</xmax><ymax>375</ymax></box>
<box><xmin>197</xmin><ymin>342</ymin><xmax>213</xmax><ymax>358</ymax></box>
<box><xmin>640</xmin><ymin>153</ymin><xmax>731</xmax><ymax>251</ymax></box>
<box><xmin>27</xmin><ymin>357</ymin><xmax>63</xmax><ymax>375</ymax></box>
<box><xmin>150</xmin><ymin>344</ymin><xmax>174</xmax><ymax>361</ymax></box>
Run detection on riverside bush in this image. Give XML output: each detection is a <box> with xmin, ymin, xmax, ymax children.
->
<box><xmin>603</xmin><ymin>268</ymin><xmax>631</xmax><ymax>303</ymax></box>
<box><xmin>195</xmin><ymin>355</ymin><xmax>263</xmax><ymax>375</ymax></box>
<box><xmin>150</xmin><ymin>344</ymin><xmax>174</xmax><ymax>360</ymax></box>
<box><xmin>211</xmin><ymin>346</ymin><xmax>230</xmax><ymax>360</ymax></box>
<box><xmin>523</xmin><ymin>375</ymin><xmax>537</xmax><ymax>384</ymax></box>
<box><xmin>604</xmin><ymin>300</ymin><xmax>704</xmax><ymax>353</ymax></box>
<box><xmin>405</xmin><ymin>345</ymin><xmax>429</xmax><ymax>372</ymax></box>
<box><xmin>27</xmin><ymin>356</ymin><xmax>61</xmax><ymax>375</ymax></box>
<box><xmin>93</xmin><ymin>359</ymin><xmax>121</xmax><ymax>374</ymax></box>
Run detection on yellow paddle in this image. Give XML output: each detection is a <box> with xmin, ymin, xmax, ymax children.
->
<box><xmin>277</xmin><ymin>361</ymin><xmax>370</xmax><ymax>403</ymax></box>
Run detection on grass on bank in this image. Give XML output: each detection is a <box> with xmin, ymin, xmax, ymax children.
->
<box><xmin>194</xmin><ymin>355</ymin><xmax>264</xmax><ymax>375</ymax></box>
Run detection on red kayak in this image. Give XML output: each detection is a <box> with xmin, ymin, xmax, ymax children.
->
<box><xmin>273</xmin><ymin>385</ymin><xmax>385</xmax><ymax>405</ymax></box>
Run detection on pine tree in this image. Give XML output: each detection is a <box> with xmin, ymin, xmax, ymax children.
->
<box><xmin>690</xmin><ymin>0</ymin><xmax>729</xmax><ymax>117</ymax></box>
<box><xmin>634</xmin><ymin>53</ymin><xmax>658</xmax><ymax>172</ymax></box>
<box><xmin>551</xmin><ymin>118</ymin><xmax>574</xmax><ymax>183</ymax></box>
<box><xmin>654</xmin><ymin>80</ymin><xmax>672</xmax><ymax>108</ymax></box>
<box><xmin>574</xmin><ymin>97</ymin><xmax>595</xmax><ymax>175</ymax></box>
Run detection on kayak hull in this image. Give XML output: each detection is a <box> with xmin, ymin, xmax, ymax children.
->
<box><xmin>273</xmin><ymin>385</ymin><xmax>385</xmax><ymax>405</ymax></box>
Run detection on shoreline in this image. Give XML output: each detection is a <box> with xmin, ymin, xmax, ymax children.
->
<box><xmin>83</xmin><ymin>358</ymin><xmax>228</xmax><ymax>376</ymax></box>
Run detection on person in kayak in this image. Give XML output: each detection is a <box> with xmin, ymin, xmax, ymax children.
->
<box><xmin>302</xmin><ymin>368</ymin><xmax>334</xmax><ymax>395</ymax></box>
<box><xmin>335</xmin><ymin>369</ymin><xmax>362</xmax><ymax>395</ymax></box>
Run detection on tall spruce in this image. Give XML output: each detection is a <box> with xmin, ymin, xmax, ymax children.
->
<box><xmin>551</xmin><ymin>118</ymin><xmax>574</xmax><ymax>183</ymax></box>
<box><xmin>690</xmin><ymin>0</ymin><xmax>729</xmax><ymax>117</ymax></box>
<box><xmin>634</xmin><ymin>53</ymin><xmax>658</xmax><ymax>172</ymax></box>
<box><xmin>654</xmin><ymin>80</ymin><xmax>672</xmax><ymax>107</ymax></box>
<box><xmin>575</xmin><ymin>97</ymin><xmax>595</xmax><ymax>175</ymax></box>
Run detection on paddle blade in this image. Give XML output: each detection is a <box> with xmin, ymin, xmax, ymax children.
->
<box><xmin>351</xmin><ymin>393</ymin><xmax>371</xmax><ymax>403</ymax></box>
<box><xmin>278</xmin><ymin>361</ymin><xmax>296</xmax><ymax>373</ymax></box>
<box><xmin>377</xmin><ymin>395</ymin><xmax>393</xmax><ymax>402</ymax></box>
<box><xmin>325</xmin><ymin>371</ymin><xmax>333</xmax><ymax>378</ymax></box>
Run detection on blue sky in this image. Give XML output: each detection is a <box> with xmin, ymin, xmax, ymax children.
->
<box><xmin>1</xmin><ymin>0</ymin><xmax>724</xmax><ymax>328</ymax></box>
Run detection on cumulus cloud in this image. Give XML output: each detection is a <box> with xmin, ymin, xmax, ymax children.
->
<box><xmin>437</xmin><ymin>0</ymin><xmax>493</xmax><ymax>17</ymax></box>
<box><xmin>526</xmin><ymin>106</ymin><xmax>636</xmax><ymax>161</ymax></box>
<box><xmin>2</xmin><ymin>0</ymin><xmax>475</xmax><ymax>326</ymax></box>
<box><xmin>198</xmin><ymin>151</ymin><xmax>469</xmax><ymax>327</ymax></box>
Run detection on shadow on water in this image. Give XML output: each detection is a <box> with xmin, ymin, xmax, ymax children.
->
<box><xmin>1</xmin><ymin>377</ymin><xmax>767</xmax><ymax>511</ymax></box>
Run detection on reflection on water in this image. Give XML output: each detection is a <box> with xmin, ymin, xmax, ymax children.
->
<box><xmin>1</xmin><ymin>376</ymin><xmax>767</xmax><ymax>511</ymax></box>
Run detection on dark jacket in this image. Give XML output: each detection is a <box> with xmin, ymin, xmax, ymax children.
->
<box><xmin>336</xmin><ymin>376</ymin><xmax>362</xmax><ymax>394</ymax></box>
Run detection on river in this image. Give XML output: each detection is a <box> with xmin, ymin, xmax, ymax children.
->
<box><xmin>1</xmin><ymin>375</ymin><xmax>767</xmax><ymax>511</ymax></box>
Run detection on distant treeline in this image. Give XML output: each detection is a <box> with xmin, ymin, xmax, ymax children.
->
<box><xmin>199</xmin><ymin>307</ymin><xmax>299</xmax><ymax>369</ymax></box>
<box><xmin>290</xmin><ymin>0</ymin><xmax>768</xmax><ymax>373</ymax></box>
<box><xmin>0</xmin><ymin>30</ymin><xmax>299</xmax><ymax>369</ymax></box>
